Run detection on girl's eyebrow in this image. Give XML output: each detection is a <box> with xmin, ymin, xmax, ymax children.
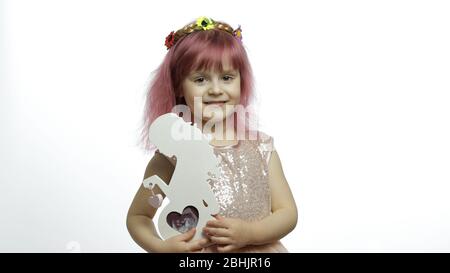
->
<box><xmin>192</xmin><ymin>70</ymin><xmax>238</xmax><ymax>75</ymax></box>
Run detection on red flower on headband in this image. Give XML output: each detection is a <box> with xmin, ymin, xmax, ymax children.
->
<box><xmin>165</xmin><ymin>31</ymin><xmax>175</xmax><ymax>50</ymax></box>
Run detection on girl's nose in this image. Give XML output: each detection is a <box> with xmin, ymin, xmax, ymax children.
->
<box><xmin>208</xmin><ymin>80</ymin><xmax>223</xmax><ymax>95</ymax></box>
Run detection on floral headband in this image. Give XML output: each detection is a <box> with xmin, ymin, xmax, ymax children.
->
<box><xmin>164</xmin><ymin>16</ymin><xmax>243</xmax><ymax>50</ymax></box>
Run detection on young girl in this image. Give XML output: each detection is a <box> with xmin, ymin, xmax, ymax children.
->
<box><xmin>127</xmin><ymin>16</ymin><xmax>297</xmax><ymax>253</ymax></box>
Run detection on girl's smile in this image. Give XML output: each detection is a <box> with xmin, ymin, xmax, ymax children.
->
<box><xmin>204</xmin><ymin>100</ymin><xmax>228</xmax><ymax>105</ymax></box>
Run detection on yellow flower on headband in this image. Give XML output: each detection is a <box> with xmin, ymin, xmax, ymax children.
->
<box><xmin>196</xmin><ymin>16</ymin><xmax>215</xmax><ymax>30</ymax></box>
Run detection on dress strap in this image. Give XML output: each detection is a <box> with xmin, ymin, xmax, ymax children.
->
<box><xmin>257</xmin><ymin>132</ymin><xmax>275</xmax><ymax>165</ymax></box>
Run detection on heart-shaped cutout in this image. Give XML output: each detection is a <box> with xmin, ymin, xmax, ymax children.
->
<box><xmin>148</xmin><ymin>194</ymin><xmax>163</xmax><ymax>208</ymax></box>
<box><xmin>166</xmin><ymin>206</ymin><xmax>199</xmax><ymax>233</ymax></box>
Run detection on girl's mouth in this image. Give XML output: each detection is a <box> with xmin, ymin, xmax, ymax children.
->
<box><xmin>204</xmin><ymin>101</ymin><xmax>228</xmax><ymax>106</ymax></box>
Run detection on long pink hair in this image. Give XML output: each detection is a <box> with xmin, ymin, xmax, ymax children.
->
<box><xmin>138</xmin><ymin>24</ymin><xmax>257</xmax><ymax>153</ymax></box>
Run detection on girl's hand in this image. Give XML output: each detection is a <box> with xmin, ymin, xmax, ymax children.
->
<box><xmin>159</xmin><ymin>228</ymin><xmax>211</xmax><ymax>253</ymax></box>
<box><xmin>202</xmin><ymin>215</ymin><xmax>253</xmax><ymax>253</ymax></box>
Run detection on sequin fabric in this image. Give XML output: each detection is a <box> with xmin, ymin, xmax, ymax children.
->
<box><xmin>158</xmin><ymin>131</ymin><xmax>288</xmax><ymax>252</ymax></box>
<box><xmin>201</xmin><ymin>132</ymin><xmax>289</xmax><ymax>253</ymax></box>
<box><xmin>207</xmin><ymin>133</ymin><xmax>273</xmax><ymax>221</ymax></box>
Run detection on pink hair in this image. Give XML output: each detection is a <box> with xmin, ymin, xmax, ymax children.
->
<box><xmin>138</xmin><ymin>27</ymin><xmax>257</xmax><ymax>153</ymax></box>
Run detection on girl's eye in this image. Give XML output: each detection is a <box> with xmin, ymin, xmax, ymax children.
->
<box><xmin>194</xmin><ymin>77</ymin><xmax>206</xmax><ymax>83</ymax></box>
<box><xmin>193</xmin><ymin>75</ymin><xmax>234</xmax><ymax>83</ymax></box>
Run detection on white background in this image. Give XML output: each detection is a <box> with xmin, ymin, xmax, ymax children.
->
<box><xmin>1</xmin><ymin>0</ymin><xmax>449</xmax><ymax>252</ymax></box>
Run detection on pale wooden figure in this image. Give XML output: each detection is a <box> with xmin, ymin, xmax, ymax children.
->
<box><xmin>143</xmin><ymin>113</ymin><xmax>220</xmax><ymax>240</ymax></box>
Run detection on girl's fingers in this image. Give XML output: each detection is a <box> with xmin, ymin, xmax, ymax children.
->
<box><xmin>203</xmin><ymin>227</ymin><xmax>230</xmax><ymax>237</ymax></box>
<box><xmin>217</xmin><ymin>244</ymin><xmax>235</xmax><ymax>253</ymax></box>
<box><xmin>178</xmin><ymin>228</ymin><xmax>196</xmax><ymax>241</ymax></box>
<box><xmin>209</xmin><ymin>236</ymin><xmax>232</xmax><ymax>245</ymax></box>
<box><xmin>206</xmin><ymin>219</ymin><xmax>229</xmax><ymax>228</ymax></box>
<box><xmin>214</xmin><ymin>215</ymin><xmax>225</xmax><ymax>221</ymax></box>
<box><xmin>188</xmin><ymin>238</ymin><xmax>209</xmax><ymax>252</ymax></box>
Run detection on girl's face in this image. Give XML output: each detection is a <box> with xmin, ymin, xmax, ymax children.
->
<box><xmin>181</xmin><ymin>60</ymin><xmax>241</xmax><ymax>124</ymax></box>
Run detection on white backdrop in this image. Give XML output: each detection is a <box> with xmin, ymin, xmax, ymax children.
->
<box><xmin>1</xmin><ymin>0</ymin><xmax>450</xmax><ymax>252</ymax></box>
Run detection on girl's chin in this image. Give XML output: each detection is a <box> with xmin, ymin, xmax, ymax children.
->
<box><xmin>202</xmin><ymin>110</ymin><xmax>234</xmax><ymax>123</ymax></box>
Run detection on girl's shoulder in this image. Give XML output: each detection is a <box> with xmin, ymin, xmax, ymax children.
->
<box><xmin>154</xmin><ymin>149</ymin><xmax>177</xmax><ymax>167</ymax></box>
<box><xmin>143</xmin><ymin>149</ymin><xmax>176</xmax><ymax>184</ymax></box>
<box><xmin>251</xmin><ymin>131</ymin><xmax>275</xmax><ymax>165</ymax></box>
<box><xmin>253</xmin><ymin>130</ymin><xmax>275</xmax><ymax>151</ymax></box>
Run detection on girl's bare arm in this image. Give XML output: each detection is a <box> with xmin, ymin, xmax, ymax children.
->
<box><xmin>248</xmin><ymin>150</ymin><xmax>298</xmax><ymax>245</ymax></box>
<box><xmin>126</xmin><ymin>152</ymin><xmax>174</xmax><ymax>252</ymax></box>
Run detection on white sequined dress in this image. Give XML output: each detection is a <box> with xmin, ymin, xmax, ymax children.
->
<box><xmin>200</xmin><ymin>131</ymin><xmax>288</xmax><ymax>253</ymax></box>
